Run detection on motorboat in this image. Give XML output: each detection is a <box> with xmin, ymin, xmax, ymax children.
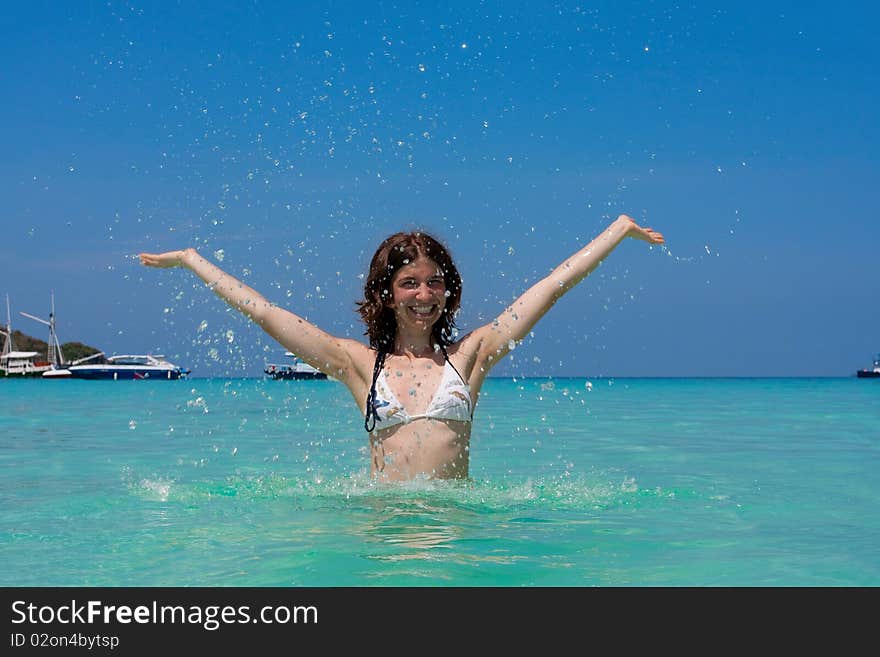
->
<box><xmin>66</xmin><ymin>354</ymin><xmax>190</xmax><ymax>380</ymax></box>
<box><xmin>264</xmin><ymin>352</ymin><xmax>327</xmax><ymax>380</ymax></box>
<box><xmin>856</xmin><ymin>354</ymin><xmax>880</xmax><ymax>378</ymax></box>
<box><xmin>41</xmin><ymin>352</ymin><xmax>106</xmax><ymax>379</ymax></box>
<box><xmin>2</xmin><ymin>294</ymin><xmax>186</xmax><ymax>380</ymax></box>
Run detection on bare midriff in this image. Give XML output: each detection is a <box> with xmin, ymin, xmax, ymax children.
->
<box><xmin>370</xmin><ymin>419</ymin><xmax>471</xmax><ymax>481</ymax></box>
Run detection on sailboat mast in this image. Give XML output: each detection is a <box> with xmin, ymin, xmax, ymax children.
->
<box><xmin>1</xmin><ymin>294</ymin><xmax>13</xmax><ymax>358</ymax></box>
<box><xmin>48</xmin><ymin>291</ymin><xmax>64</xmax><ymax>367</ymax></box>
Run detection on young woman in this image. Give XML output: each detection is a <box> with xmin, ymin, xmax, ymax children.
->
<box><xmin>139</xmin><ymin>214</ymin><xmax>664</xmax><ymax>481</ymax></box>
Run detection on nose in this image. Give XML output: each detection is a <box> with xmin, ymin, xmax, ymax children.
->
<box><xmin>415</xmin><ymin>283</ymin><xmax>434</xmax><ymax>300</ymax></box>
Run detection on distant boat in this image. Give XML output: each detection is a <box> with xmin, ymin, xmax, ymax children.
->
<box><xmin>19</xmin><ymin>292</ymin><xmax>66</xmax><ymax>372</ymax></box>
<box><xmin>264</xmin><ymin>352</ymin><xmax>328</xmax><ymax>380</ymax></box>
<box><xmin>15</xmin><ymin>292</ymin><xmax>108</xmax><ymax>379</ymax></box>
<box><xmin>66</xmin><ymin>354</ymin><xmax>190</xmax><ymax>380</ymax></box>
<box><xmin>41</xmin><ymin>352</ymin><xmax>106</xmax><ymax>379</ymax></box>
<box><xmin>856</xmin><ymin>354</ymin><xmax>880</xmax><ymax>379</ymax></box>
<box><xmin>3</xmin><ymin>293</ymin><xmax>189</xmax><ymax>381</ymax></box>
<box><xmin>0</xmin><ymin>349</ymin><xmax>50</xmax><ymax>377</ymax></box>
<box><xmin>1</xmin><ymin>294</ymin><xmax>52</xmax><ymax>377</ymax></box>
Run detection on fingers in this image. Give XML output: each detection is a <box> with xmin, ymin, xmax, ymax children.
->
<box><xmin>623</xmin><ymin>217</ymin><xmax>664</xmax><ymax>244</ymax></box>
<box><xmin>138</xmin><ymin>252</ymin><xmax>175</xmax><ymax>268</ymax></box>
<box><xmin>629</xmin><ymin>227</ymin><xmax>663</xmax><ymax>244</ymax></box>
<box><xmin>640</xmin><ymin>227</ymin><xmax>664</xmax><ymax>245</ymax></box>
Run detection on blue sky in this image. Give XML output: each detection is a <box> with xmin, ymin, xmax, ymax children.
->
<box><xmin>2</xmin><ymin>1</ymin><xmax>877</xmax><ymax>377</ymax></box>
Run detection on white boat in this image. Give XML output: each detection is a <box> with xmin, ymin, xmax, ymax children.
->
<box><xmin>66</xmin><ymin>354</ymin><xmax>190</xmax><ymax>380</ymax></box>
<box><xmin>42</xmin><ymin>365</ymin><xmax>73</xmax><ymax>379</ymax></box>
<box><xmin>41</xmin><ymin>352</ymin><xmax>106</xmax><ymax>379</ymax></box>
<box><xmin>856</xmin><ymin>354</ymin><xmax>880</xmax><ymax>379</ymax></box>
<box><xmin>1</xmin><ymin>294</ymin><xmax>51</xmax><ymax>377</ymax></box>
<box><xmin>264</xmin><ymin>352</ymin><xmax>328</xmax><ymax>380</ymax></box>
<box><xmin>0</xmin><ymin>350</ymin><xmax>51</xmax><ymax>376</ymax></box>
<box><xmin>17</xmin><ymin>292</ymin><xmax>105</xmax><ymax>379</ymax></box>
<box><xmin>2</xmin><ymin>294</ymin><xmax>185</xmax><ymax>380</ymax></box>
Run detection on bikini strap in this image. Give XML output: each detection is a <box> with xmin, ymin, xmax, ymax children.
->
<box><xmin>438</xmin><ymin>343</ymin><xmax>465</xmax><ymax>386</ymax></box>
<box><xmin>364</xmin><ymin>348</ymin><xmax>387</xmax><ymax>433</ymax></box>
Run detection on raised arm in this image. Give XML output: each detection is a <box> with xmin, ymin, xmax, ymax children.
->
<box><xmin>466</xmin><ymin>215</ymin><xmax>664</xmax><ymax>377</ymax></box>
<box><xmin>138</xmin><ymin>248</ymin><xmax>368</xmax><ymax>387</ymax></box>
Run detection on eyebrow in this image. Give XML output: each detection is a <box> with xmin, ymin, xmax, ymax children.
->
<box><xmin>397</xmin><ymin>274</ymin><xmax>444</xmax><ymax>283</ymax></box>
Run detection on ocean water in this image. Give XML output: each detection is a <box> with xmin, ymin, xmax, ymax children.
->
<box><xmin>1</xmin><ymin>377</ymin><xmax>877</xmax><ymax>586</ymax></box>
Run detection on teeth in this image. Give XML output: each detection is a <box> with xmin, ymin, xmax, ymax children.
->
<box><xmin>410</xmin><ymin>305</ymin><xmax>434</xmax><ymax>313</ymax></box>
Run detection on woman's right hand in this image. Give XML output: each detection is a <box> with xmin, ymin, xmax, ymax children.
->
<box><xmin>138</xmin><ymin>248</ymin><xmax>194</xmax><ymax>269</ymax></box>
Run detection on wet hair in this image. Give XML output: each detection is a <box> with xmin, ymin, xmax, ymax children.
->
<box><xmin>356</xmin><ymin>231</ymin><xmax>463</xmax><ymax>432</ymax></box>
<box><xmin>356</xmin><ymin>231</ymin><xmax>462</xmax><ymax>352</ymax></box>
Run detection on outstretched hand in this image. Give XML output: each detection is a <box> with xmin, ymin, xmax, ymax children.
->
<box><xmin>620</xmin><ymin>215</ymin><xmax>665</xmax><ymax>245</ymax></box>
<box><xmin>631</xmin><ymin>226</ymin><xmax>664</xmax><ymax>245</ymax></box>
<box><xmin>138</xmin><ymin>250</ymin><xmax>189</xmax><ymax>269</ymax></box>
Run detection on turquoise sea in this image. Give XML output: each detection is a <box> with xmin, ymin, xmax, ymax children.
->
<box><xmin>1</xmin><ymin>377</ymin><xmax>877</xmax><ymax>586</ymax></box>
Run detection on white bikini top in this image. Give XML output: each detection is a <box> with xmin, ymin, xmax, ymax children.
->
<box><xmin>370</xmin><ymin>360</ymin><xmax>472</xmax><ymax>429</ymax></box>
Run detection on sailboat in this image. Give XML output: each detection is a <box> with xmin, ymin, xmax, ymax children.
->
<box><xmin>7</xmin><ymin>293</ymin><xmax>188</xmax><ymax>380</ymax></box>
<box><xmin>21</xmin><ymin>294</ymin><xmax>189</xmax><ymax>380</ymax></box>
<box><xmin>1</xmin><ymin>294</ymin><xmax>50</xmax><ymax>377</ymax></box>
<box><xmin>19</xmin><ymin>292</ymin><xmax>104</xmax><ymax>378</ymax></box>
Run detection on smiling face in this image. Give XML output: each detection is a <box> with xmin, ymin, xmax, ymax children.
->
<box><xmin>358</xmin><ymin>231</ymin><xmax>462</xmax><ymax>352</ymax></box>
<box><xmin>388</xmin><ymin>256</ymin><xmax>447</xmax><ymax>333</ymax></box>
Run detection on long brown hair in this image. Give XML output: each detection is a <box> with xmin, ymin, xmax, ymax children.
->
<box><xmin>356</xmin><ymin>231</ymin><xmax>462</xmax><ymax>352</ymax></box>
